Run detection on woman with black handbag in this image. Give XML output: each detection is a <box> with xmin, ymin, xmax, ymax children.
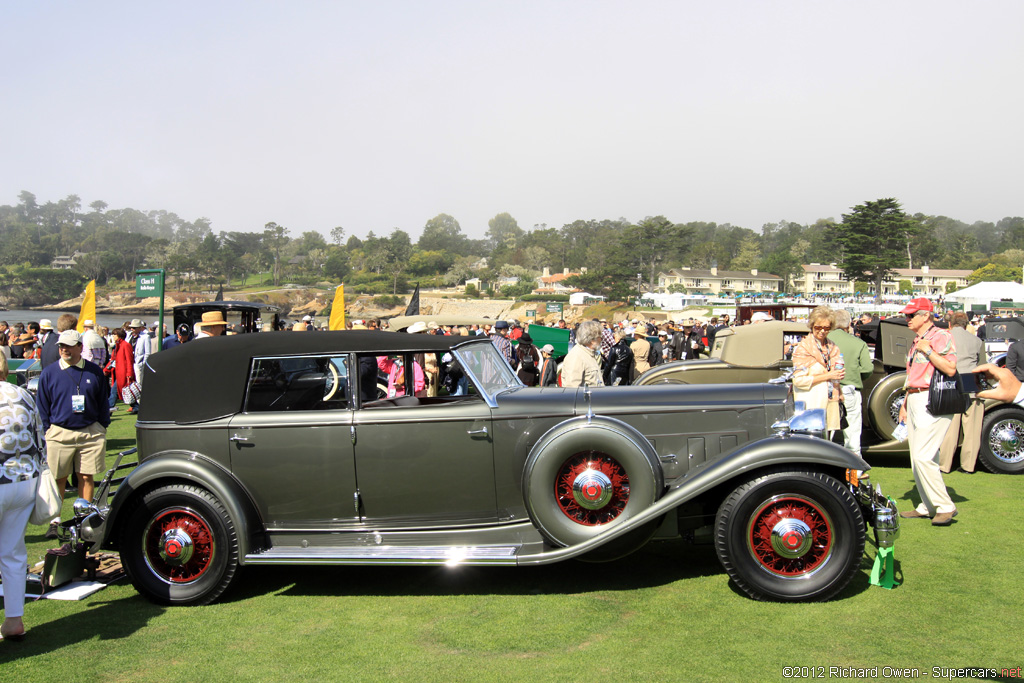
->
<box><xmin>897</xmin><ymin>299</ymin><xmax>959</xmax><ymax>526</ymax></box>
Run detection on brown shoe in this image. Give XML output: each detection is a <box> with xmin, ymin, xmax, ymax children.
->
<box><xmin>899</xmin><ymin>509</ymin><xmax>930</xmax><ymax>519</ymax></box>
<box><xmin>932</xmin><ymin>509</ymin><xmax>958</xmax><ymax>526</ymax></box>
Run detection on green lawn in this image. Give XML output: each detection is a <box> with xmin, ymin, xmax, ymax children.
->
<box><xmin>3</xmin><ymin>412</ymin><xmax>1022</xmax><ymax>682</ymax></box>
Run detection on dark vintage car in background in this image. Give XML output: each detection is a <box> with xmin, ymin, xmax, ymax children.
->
<box><xmin>173</xmin><ymin>300</ymin><xmax>282</xmax><ymax>334</ymax></box>
<box><xmin>636</xmin><ymin>319</ymin><xmax>1024</xmax><ymax>474</ymax></box>
<box><xmin>67</xmin><ymin>331</ymin><xmax>898</xmax><ymax>605</ymax></box>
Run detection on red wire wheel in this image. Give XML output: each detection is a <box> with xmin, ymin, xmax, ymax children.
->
<box><xmin>746</xmin><ymin>494</ymin><xmax>834</xmax><ymax>577</ymax></box>
<box><xmin>143</xmin><ymin>507</ymin><xmax>216</xmax><ymax>584</ymax></box>
<box><xmin>555</xmin><ymin>451</ymin><xmax>630</xmax><ymax>526</ymax></box>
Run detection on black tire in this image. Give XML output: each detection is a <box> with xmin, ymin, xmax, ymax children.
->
<box><xmin>120</xmin><ymin>484</ymin><xmax>240</xmax><ymax>606</ymax></box>
<box><xmin>524</xmin><ymin>420</ymin><xmax>663</xmax><ymax>548</ymax></box>
<box><xmin>978</xmin><ymin>407</ymin><xmax>1024</xmax><ymax>475</ymax></box>
<box><xmin>714</xmin><ymin>470</ymin><xmax>865</xmax><ymax>602</ymax></box>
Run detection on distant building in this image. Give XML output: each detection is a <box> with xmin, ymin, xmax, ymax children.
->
<box><xmin>890</xmin><ymin>266</ymin><xmax>971</xmax><ymax>297</ymax></box>
<box><xmin>792</xmin><ymin>263</ymin><xmax>853</xmax><ymax>296</ymax></box>
<box><xmin>656</xmin><ymin>267</ymin><xmax>782</xmax><ymax>296</ymax></box>
<box><xmin>533</xmin><ymin>267</ymin><xmax>585</xmax><ymax>295</ymax></box>
<box><xmin>50</xmin><ymin>251</ymin><xmax>86</xmax><ymax>269</ymax></box>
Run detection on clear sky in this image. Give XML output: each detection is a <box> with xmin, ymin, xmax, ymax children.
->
<box><xmin>2</xmin><ymin>1</ymin><xmax>1021</xmax><ymax>241</ymax></box>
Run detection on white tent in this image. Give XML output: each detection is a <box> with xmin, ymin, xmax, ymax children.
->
<box><xmin>945</xmin><ymin>281</ymin><xmax>1024</xmax><ymax>310</ymax></box>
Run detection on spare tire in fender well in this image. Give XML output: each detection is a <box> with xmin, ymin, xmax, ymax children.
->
<box><xmin>522</xmin><ymin>415</ymin><xmax>664</xmax><ymax>547</ymax></box>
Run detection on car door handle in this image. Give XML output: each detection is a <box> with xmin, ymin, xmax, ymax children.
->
<box><xmin>229</xmin><ymin>435</ymin><xmax>249</xmax><ymax>442</ymax></box>
<box><xmin>466</xmin><ymin>427</ymin><xmax>488</xmax><ymax>436</ymax></box>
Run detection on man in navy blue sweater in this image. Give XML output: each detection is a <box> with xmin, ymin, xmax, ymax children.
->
<box><xmin>37</xmin><ymin>330</ymin><xmax>111</xmax><ymax>515</ymax></box>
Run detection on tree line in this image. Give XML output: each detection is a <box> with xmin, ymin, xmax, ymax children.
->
<box><xmin>1</xmin><ymin>190</ymin><xmax>1022</xmax><ymax>302</ymax></box>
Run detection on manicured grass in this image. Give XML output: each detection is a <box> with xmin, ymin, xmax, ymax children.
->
<box><xmin>3</xmin><ymin>414</ymin><xmax>1022</xmax><ymax>681</ymax></box>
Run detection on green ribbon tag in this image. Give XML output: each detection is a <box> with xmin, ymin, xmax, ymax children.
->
<box><xmin>870</xmin><ymin>545</ymin><xmax>899</xmax><ymax>589</ymax></box>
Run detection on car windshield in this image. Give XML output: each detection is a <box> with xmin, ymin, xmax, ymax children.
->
<box><xmin>454</xmin><ymin>341</ymin><xmax>521</xmax><ymax>403</ymax></box>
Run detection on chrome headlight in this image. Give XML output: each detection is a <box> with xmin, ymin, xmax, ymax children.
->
<box><xmin>772</xmin><ymin>407</ymin><xmax>827</xmax><ymax>438</ymax></box>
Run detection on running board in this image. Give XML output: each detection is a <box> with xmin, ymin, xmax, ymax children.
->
<box><xmin>244</xmin><ymin>545</ymin><xmax>520</xmax><ymax>566</ymax></box>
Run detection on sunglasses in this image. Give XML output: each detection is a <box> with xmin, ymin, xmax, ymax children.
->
<box><xmin>812</xmin><ymin>325</ymin><xmax>831</xmax><ymax>332</ymax></box>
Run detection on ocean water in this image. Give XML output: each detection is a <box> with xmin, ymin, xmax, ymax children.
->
<box><xmin>0</xmin><ymin>309</ymin><xmax>173</xmax><ymax>333</ymax></box>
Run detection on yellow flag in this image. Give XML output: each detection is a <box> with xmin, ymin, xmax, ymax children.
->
<box><xmin>328</xmin><ymin>284</ymin><xmax>346</xmax><ymax>330</ymax></box>
<box><xmin>77</xmin><ymin>280</ymin><xmax>96</xmax><ymax>333</ymax></box>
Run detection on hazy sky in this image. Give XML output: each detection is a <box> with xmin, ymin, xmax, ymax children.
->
<box><xmin>3</xmin><ymin>2</ymin><xmax>1022</xmax><ymax>242</ymax></box>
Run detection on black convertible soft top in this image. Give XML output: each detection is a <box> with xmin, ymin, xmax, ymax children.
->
<box><xmin>141</xmin><ymin>331</ymin><xmax>489</xmax><ymax>423</ymax></box>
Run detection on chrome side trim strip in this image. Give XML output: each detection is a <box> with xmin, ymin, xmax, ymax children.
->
<box><xmin>244</xmin><ymin>545</ymin><xmax>519</xmax><ymax>566</ymax></box>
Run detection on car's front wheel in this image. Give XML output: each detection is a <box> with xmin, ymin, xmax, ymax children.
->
<box><xmin>120</xmin><ymin>484</ymin><xmax>240</xmax><ymax>606</ymax></box>
<box><xmin>978</xmin><ymin>407</ymin><xmax>1024</xmax><ymax>474</ymax></box>
<box><xmin>715</xmin><ymin>470</ymin><xmax>865</xmax><ymax>602</ymax></box>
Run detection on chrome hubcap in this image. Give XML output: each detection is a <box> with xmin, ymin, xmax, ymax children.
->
<box><xmin>159</xmin><ymin>528</ymin><xmax>195</xmax><ymax>565</ymax></box>
<box><xmin>571</xmin><ymin>470</ymin><xmax>613</xmax><ymax>510</ymax></box>
<box><xmin>770</xmin><ymin>519</ymin><xmax>812</xmax><ymax>558</ymax></box>
<box><xmin>990</xmin><ymin>420</ymin><xmax>1024</xmax><ymax>463</ymax></box>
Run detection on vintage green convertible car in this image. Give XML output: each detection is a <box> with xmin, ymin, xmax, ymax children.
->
<box><xmin>636</xmin><ymin>319</ymin><xmax>1024</xmax><ymax>474</ymax></box>
<box><xmin>68</xmin><ymin>331</ymin><xmax>898</xmax><ymax>605</ymax></box>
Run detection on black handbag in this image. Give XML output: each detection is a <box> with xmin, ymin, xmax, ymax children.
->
<box><xmin>926</xmin><ymin>368</ymin><xmax>970</xmax><ymax>416</ymax></box>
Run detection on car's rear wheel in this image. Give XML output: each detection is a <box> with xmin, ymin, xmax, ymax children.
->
<box><xmin>120</xmin><ymin>484</ymin><xmax>240</xmax><ymax>606</ymax></box>
<box><xmin>978</xmin><ymin>407</ymin><xmax>1024</xmax><ymax>474</ymax></box>
<box><xmin>523</xmin><ymin>419</ymin><xmax>663</xmax><ymax>551</ymax></box>
<box><xmin>715</xmin><ymin>470</ymin><xmax>865</xmax><ymax>602</ymax></box>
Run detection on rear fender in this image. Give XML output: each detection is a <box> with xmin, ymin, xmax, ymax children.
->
<box><xmin>83</xmin><ymin>451</ymin><xmax>264</xmax><ymax>559</ymax></box>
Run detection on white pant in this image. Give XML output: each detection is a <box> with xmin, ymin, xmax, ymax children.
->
<box><xmin>906</xmin><ymin>392</ymin><xmax>956</xmax><ymax>515</ymax></box>
<box><xmin>0</xmin><ymin>478</ymin><xmax>36</xmax><ymax>618</ymax></box>
<box><xmin>841</xmin><ymin>385</ymin><xmax>863</xmax><ymax>455</ymax></box>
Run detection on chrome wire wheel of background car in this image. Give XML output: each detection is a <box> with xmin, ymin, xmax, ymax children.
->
<box><xmin>978</xmin><ymin>408</ymin><xmax>1024</xmax><ymax>474</ymax></box>
<box><xmin>866</xmin><ymin>372</ymin><xmax>907</xmax><ymax>442</ymax></box>
<box><xmin>714</xmin><ymin>470</ymin><xmax>865</xmax><ymax>602</ymax></box>
<box><xmin>523</xmin><ymin>416</ymin><xmax>663</xmax><ymax>553</ymax></box>
<box><xmin>121</xmin><ymin>484</ymin><xmax>240</xmax><ymax>606</ymax></box>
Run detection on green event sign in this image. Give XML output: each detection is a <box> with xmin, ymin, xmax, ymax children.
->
<box><xmin>136</xmin><ymin>273</ymin><xmax>162</xmax><ymax>298</ymax></box>
<box><xmin>546</xmin><ymin>302</ymin><xmax>564</xmax><ymax>313</ymax></box>
<box><xmin>136</xmin><ymin>269</ymin><xmax>166</xmax><ymax>352</ymax></box>
<box><xmin>525</xmin><ymin>309</ymin><xmax>536</xmax><ymax>318</ymax></box>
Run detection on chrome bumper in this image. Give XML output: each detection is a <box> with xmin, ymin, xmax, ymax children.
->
<box><xmin>851</xmin><ymin>472</ymin><xmax>900</xmax><ymax>549</ymax></box>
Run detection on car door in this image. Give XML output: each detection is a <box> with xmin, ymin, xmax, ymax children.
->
<box><xmin>228</xmin><ymin>354</ymin><xmax>357</xmax><ymax>529</ymax></box>
<box><xmin>351</xmin><ymin>352</ymin><xmax>497</xmax><ymax>528</ymax></box>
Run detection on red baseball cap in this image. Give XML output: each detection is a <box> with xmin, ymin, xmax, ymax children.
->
<box><xmin>900</xmin><ymin>298</ymin><xmax>934</xmax><ymax>315</ymax></box>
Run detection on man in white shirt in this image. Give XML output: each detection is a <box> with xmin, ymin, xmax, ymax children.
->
<box><xmin>80</xmin><ymin>319</ymin><xmax>108</xmax><ymax>367</ymax></box>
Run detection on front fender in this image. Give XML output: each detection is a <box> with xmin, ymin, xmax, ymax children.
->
<box><xmin>517</xmin><ymin>435</ymin><xmax>867</xmax><ymax>565</ymax></box>
<box><xmin>82</xmin><ymin>451</ymin><xmax>264</xmax><ymax>559</ymax></box>
<box><xmin>666</xmin><ymin>434</ymin><xmax>869</xmax><ymax>494</ymax></box>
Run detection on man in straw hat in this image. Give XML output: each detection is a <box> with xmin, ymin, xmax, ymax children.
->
<box><xmin>37</xmin><ymin>329</ymin><xmax>111</xmax><ymax>537</ymax></box>
<box><xmin>194</xmin><ymin>311</ymin><xmax>228</xmax><ymax>339</ymax></box>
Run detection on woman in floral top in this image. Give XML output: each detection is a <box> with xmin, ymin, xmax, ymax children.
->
<box><xmin>0</xmin><ymin>374</ymin><xmax>48</xmax><ymax>641</ymax></box>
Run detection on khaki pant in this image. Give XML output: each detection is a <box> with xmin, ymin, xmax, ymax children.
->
<box><xmin>907</xmin><ymin>392</ymin><xmax>956</xmax><ymax>515</ymax></box>
<box><xmin>938</xmin><ymin>396</ymin><xmax>983</xmax><ymax>473</ymax></box>
<box><xmin>45</xmin><ymin>423</ymin><xmax>107</xmax><ymax>479</ymax></box>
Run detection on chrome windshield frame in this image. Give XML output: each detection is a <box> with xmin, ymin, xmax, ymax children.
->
<box><xmin>452</xmin><ymin>339</ymin><xmax>524</xmax><ymax>408</ymax></box>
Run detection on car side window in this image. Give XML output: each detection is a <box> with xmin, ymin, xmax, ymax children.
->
<box><xmin>245</xmin><ymin>356</ymin><xmax>349</xmax><ymax>412</ymax></box>
<box><xmin>358</xmin><ymin>351</ymin><xmax>482</xmax><ymax>408</ymax></box>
